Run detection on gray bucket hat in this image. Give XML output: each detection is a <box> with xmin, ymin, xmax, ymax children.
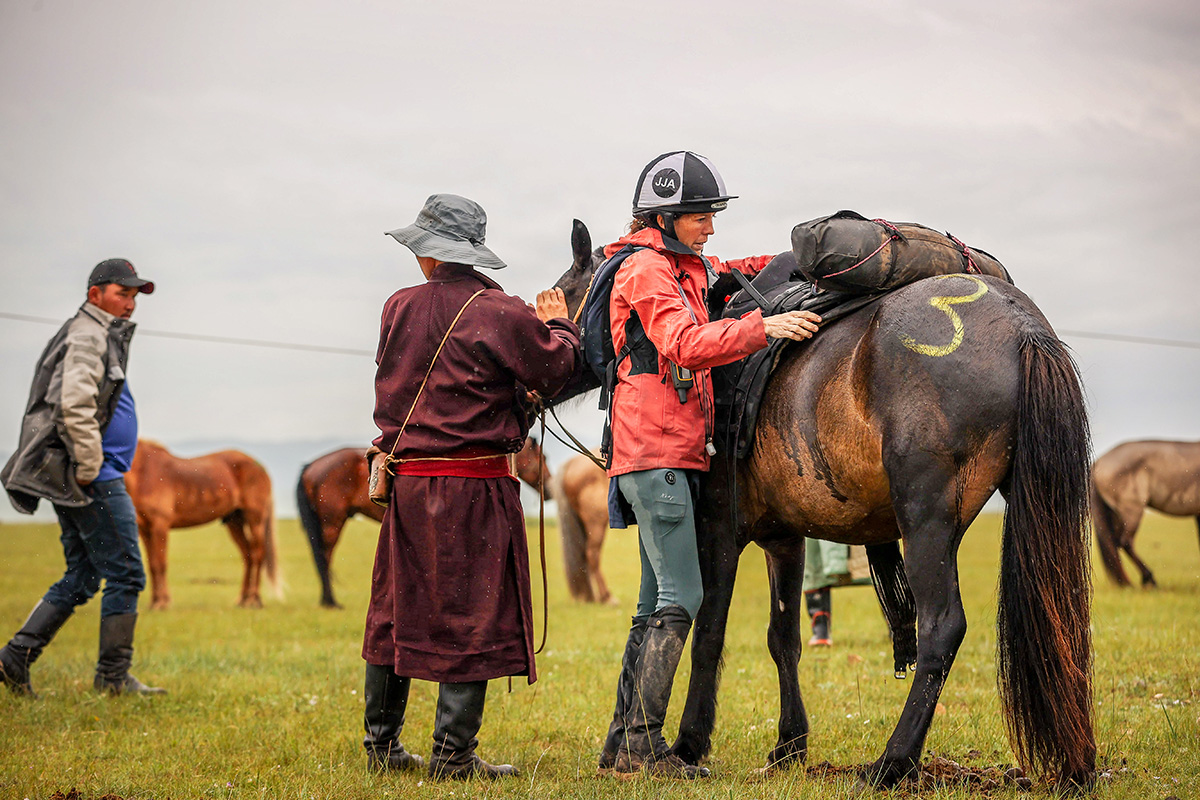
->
<box><xmin>385</xmin><ymin>193</ymin><xmax>506</xmax><ymax>270</ymax></box>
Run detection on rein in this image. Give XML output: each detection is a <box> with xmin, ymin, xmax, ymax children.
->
<box><xmin>542</xmin><ymin>402</ymin><xmax>607</xmax><ymax>470</ymax></box>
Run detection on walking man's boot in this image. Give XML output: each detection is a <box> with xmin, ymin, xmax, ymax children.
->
<box><xmin>93</xmin><ymin>613</ymin><xmax>166</xmax><ymax>695</ymax></box>
<box><xmin>363</xmin><ymin>663</ymin><xmax>424</xmax><ymax>772</ymax></box>
<box><xmin>614</xmin><ymin>605</ymin><xmax>709</xmax><ymax>779</ymax></box>
<box><xmin>597</xmin><ymin>616</ymin><xmax>648</xmax><ymax>775</ymax></box>
<box><xmin>428</xmin><ymin>681</ymin><xmax>518</xmax><ymax>780</ymax></box>
<box><xmin>0</xmin><ymin>600</ymin><xmax>74</xmax><ymax>698</ymax></box>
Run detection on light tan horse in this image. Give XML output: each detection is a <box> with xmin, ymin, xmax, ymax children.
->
<box><xmin>125</xmin><ymin>439</ymin><xmax>280</xmax><ymax>609</ymax></box>
<box><xmin>551</xmin><ymin>451</ymin><xmax>614</xmax><ymax>603</ymax></box>
<box><xmin>1091</xmin><ymin>439</ymin><xmax>1200</xmax><ymax>587</ymax></box>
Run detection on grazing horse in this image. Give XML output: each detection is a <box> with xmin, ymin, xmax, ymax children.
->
<box><xmin>296</xmin><ymin>437</ymin><xmax>552</xmax><ymax>608</ymax></box>
<box><xmin>125</xmin><ymin>439</ymin><xmax>279</xmax><ymax>610</ymax></box>
<box><xmin>553</xmin><ymin>220</ymin><xmax>1095</xmax><ymax>789</ymax></box>
<box><xmin>552</xmin><ymin>451</ymin><xmax>614</xmax><ymax>603</ymax></box>
<box><xmin>1091</xmin><ymin>439</ymin><xmax>1200</xmax><ymax>587</ymax></box>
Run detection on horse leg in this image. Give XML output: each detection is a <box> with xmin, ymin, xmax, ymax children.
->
<box><xmin>320</xmin><ymin>520</ymin><xmax>344</xmax><ymax>608</ymax></box>
<box><xmin>762</xmin><ymin>536</ymin><xmax>810</xmax><ymax>772</ymax></box>
<box><xmin>1122</xmin><ymin>534</ymin><xmax>1157</xmax><ymax>588</ymax></box>
<box><xmin>140</xmin><ymin>520</ymin><xmax>172</xmax><ymax>610</ymax></box>
<box><xmin>863</xmin><ymin>506</ymin><xmax>967</xmax><ymax>788</ymax></box>
<box><xmin>224</xmin><ymin>517</ymin><xmax>261</xmax><ymax>609</ymax></box>
<box><xmin>586</xmin><ymin>523</ymin><xmax>613</xmax><ymax>604</ymax></box>
<box><xmin>866</xmin><ymin>541</ymin><xmax>918</xmax><ymax>676</ymax></box>
<box><xmin>670</xmin><ymin>512</ymin><xmax>742</xmax><ymax>765</ymax></box>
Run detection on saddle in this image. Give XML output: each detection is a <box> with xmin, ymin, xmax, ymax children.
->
<box><xmin>714</xmin><ymin>211</ymin><xmax>1012</xmax><ymax>459</ymax></box>
<box><xmin>714</xmin><ymin>252</ymin><xmax>881</xmax><ymax>458</ymax></box>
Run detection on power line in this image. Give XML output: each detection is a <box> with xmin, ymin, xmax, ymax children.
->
<box><xmin>3</xmin><ymin>309</ymin><xmax>1199</xmax><ymax>354</ymax></box>
<box><xmin>0</xmin><ymin>311</ymin><xmax>374</xmax><ymax>357</ymax></box>
<box><xmin>1057</xmin><ymin>329</ymin><xmax>1200</xmax><ymax>351</ymax></box>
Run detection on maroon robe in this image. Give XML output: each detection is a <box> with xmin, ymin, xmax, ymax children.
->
<box><xmin>363</xmin><ymin>263</ymin><xmax>579</xmax><ymax>684</ymax></box>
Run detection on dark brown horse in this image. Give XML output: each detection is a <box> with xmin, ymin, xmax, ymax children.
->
<box><xmin>296</xmin><ymin>437</ymin><xmax>552</xmax><ymax>607</ymax></box>
<box><xmin>552</xmin><ymin>450</ymin><xmax>614</xmax><ymax>603</ymax></box>
<box><xmin>1091</xmin><ymin>439</ymin><xmax>1200</xmax><ymax>587</ymax></box>
<box><xmin>554</xmin><ymin>220</ymin><xmax>1094</xmax><ymax>789</ymax></box>
<box><xmin>125</xmin><ymin>439</ymin><xmax>279</xmax><ymax>610</ymax></box>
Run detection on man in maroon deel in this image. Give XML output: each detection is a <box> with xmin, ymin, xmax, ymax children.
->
<box><xmin>362</xmin><ymin>193</ymin><xmax>580</xmax><ymax>780</ymax></box>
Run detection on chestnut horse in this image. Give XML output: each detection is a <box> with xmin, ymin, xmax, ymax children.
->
<box><xmin>554</xmin><ymin>220</ymin><xmax>1094</xmax><ymax>789</ymax></box>
<box><xmin>1091</xmin><ymin>439</ymin><xmax>1200</xmax><ymax>587</ymax></box>
<box><xmin>296</xmin><ymin>437</ymin><xmax>552</xmax><ymax>607</ymax></box>
<box><xmin>125</xmin><ymin>439</ymin><xmax>279</xmax><ymax>610</ymax></box>
<box><xmin>552</xmin><ymin>451</ymin><xmax>614</xmax><ymax>603</ymax></box>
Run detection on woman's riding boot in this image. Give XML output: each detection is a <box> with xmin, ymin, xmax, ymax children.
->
<box><xmin>363</xmin><ymin>663</ymin><xmax>424</xmax><ymax>772</ymax></box>
<box><xmin>597</xmin><ymin>616</ymin><xmax>649</xmax><ymax>774</ymax></box>
<box><xmin>93</xmin><ymin>613</ymin><xmax>166</xmax><ymax>695</ymax></box>
<box><xmin>806</xmin><ymin>588</ymin><xmax>832</xmax><ymax>647</ymax></box>
<box><xmin>428</xmin><ymin>681</ymin><xmax>518</xmax><ymax>780</ymax></box>
<box><xmin>0</xmin><ymin>600</ymin><xmax>74</xmax><ymax>697</ymax></box>
<box><xmin>615</xmin><ymin>605</ymin><xmax>710</xmax><ymax>779</ymax></box>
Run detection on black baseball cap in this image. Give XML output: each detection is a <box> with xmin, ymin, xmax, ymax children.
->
<box><xmin>88</xmin><ymin>258</ymin><xmax>155</xmax><ymax>294</ymax></box>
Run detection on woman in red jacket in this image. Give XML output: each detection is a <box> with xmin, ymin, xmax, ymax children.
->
<box><xmin>598</xmin><ymin>152</ymin><xmax>822</xmax><ymax>779</ymax></box>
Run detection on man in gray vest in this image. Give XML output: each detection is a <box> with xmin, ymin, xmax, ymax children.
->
<box><xmin>1</xmin><ymin>258</ymin><xmax>164</xmax><ymax>697</ymax></box>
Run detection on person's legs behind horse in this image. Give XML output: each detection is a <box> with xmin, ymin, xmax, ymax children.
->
<box><xmin>805</xmin><ymin>587</ymin><xmax>832</xmax><ymax>646</ymax></box>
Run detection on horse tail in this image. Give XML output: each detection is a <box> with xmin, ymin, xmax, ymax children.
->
<box><xmin>996</xmin><ymin>328</ymin><xmax>1095</xmax><ymax>787</ymax></box>
<box><xmin>295</xmin><ymin>465</ymin><xmax>332</xmax><ymax>597</ymax></box>
<box><xmin>1090</xmin><ymin>479</ymin><xmax>1130</xmax><ymax>586</ymax></box>
<box><xmin>554</xmin><ymin>472</ymin><xmax>593</xmax><ymax>602</ymax></box>
<box><xmin>264</xmin><ymin>497</ymin><xmax>283</xmax><ymax>600</ymax></box>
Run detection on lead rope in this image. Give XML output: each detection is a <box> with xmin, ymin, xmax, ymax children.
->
<box><xmin>534</xmin><ymin>409</ymin><xmax>549</xmax><ymax>655</ymax></box>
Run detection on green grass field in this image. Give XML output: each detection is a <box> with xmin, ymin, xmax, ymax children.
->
<box><xmin>1</xmin><ymin>510</ymin><xmax>1197</xmax><ymax>799</ymax></box>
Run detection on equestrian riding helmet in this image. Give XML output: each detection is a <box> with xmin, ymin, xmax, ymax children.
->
<box><xmin>632</xmin><ymin>151</ymin><xmax>737</xmax><ymax>217</ymax></box>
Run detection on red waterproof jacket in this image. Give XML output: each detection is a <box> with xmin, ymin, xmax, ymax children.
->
<box><xmin>607</xmin><ymin>227</ymin><xmax>773</xmax><ymax>476</ymax></box>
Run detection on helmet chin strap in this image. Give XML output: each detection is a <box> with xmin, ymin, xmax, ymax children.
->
<box><xmin>654</xmin><ymin>211</ymin><xmax>678</xmax><ymax>241</ymax></box>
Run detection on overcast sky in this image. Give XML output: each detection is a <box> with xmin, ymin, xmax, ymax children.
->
<box><xmin>2</xmin><ymin>0</ymin><xmax>1198</xmax><ymax>518</ymax></box>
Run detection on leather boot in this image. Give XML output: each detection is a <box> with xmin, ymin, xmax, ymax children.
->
<box><xmin>0</xmin><ymin>600</ymin><xmax>74</xmax><ymax>697</ymax></box>
<box><xmin>428</xmin><ymin>681</ymin><xmax>518</xmax><ymax>780</ymax></box>
<box><xmin>93</xmin><ymin>613</ymin><xmax>166</xmax><ymax>695</ymax></box>
<box><xmin>363</xmin><ymin>663</ymin><xmax>424</xmax><ymax>772</ymax></box>
<box><xmin>806</xmin><ymin>588</ymin><xmax>832</xmax><ymax>647</ymax></box>
<box><xmin>615</xmin><ymin>605</ymin><xmax>709</xmax><ymax>779</ymax></box>
<box><xmin>597</xmin><ymin>616</ymin><xmax>649</xmax><ymax>775</ymax></box>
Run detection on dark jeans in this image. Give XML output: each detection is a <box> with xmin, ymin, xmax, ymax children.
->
<box><xmin>43</xmin><ymin>478</ymin><xmax>145</xmax><ymax>618</ymax></box>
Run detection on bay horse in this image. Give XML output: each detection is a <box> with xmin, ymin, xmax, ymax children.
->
<box><xmin>1091</xmin><ymin>439</ymin><xmax>1200</xmax><ymax>587</ymax></box>
<box><xmin>553</xmin><ymin>220</ymin><xmax>1095</xmax><ymax>789</ymax></box>
<box><xmin>125</xmin><ymin>439</ymin><xmax>280</xmax><ymax>610</ymax></box>
<box><xmin>552</xmin><ymin>451</ymin><xmax>614</xmax><ymax>603</ymax></box>
<box><xmin>296</xmin><ymin>437</ymin><xmax>552</xmax><ymax>608</ymax></box>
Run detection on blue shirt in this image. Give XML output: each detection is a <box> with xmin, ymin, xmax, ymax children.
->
<box><xmin>97</xmin><ymin>383</ymin><xmax>138</xmax><ymax>481</ymax></box>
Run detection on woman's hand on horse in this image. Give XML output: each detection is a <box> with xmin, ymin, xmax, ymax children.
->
<box><xmin>763</xmin><ymin>310</ymin><xmax>822</xmax><ymax>341</ymax></box>
<box><xmin>536</xmin><ymin>288</ymin><xmax>569</xmax><ymax>322</ymax></box>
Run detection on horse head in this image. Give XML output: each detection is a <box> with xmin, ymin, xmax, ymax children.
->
<box><xmin>553</xmin><ymin>218</ymin><xmax>605</xmax><ymax>321</ymax></box>
<box><xmin>546</xmin><ymin>219</ymin><xmax>605</xmax><ymax>405</ymax></box>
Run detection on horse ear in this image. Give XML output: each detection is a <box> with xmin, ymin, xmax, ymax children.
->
<box><xmin>571</xmin><ymin>219</ymin><xmax>592</xmax><ymax>272</ymax></box>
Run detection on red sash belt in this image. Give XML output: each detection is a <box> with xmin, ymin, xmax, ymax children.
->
<box><xmin>391</xmin><ymin>452</ymin><xmax>514</xmax><ymax>479</ymax></box>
